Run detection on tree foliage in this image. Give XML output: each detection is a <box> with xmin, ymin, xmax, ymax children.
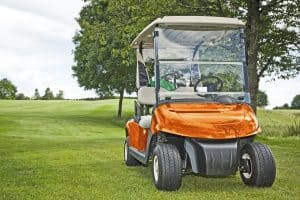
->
<box><xmin>16</xmin><ymin>93</ymin><xmax>30</xmax><ymax>100</ymax></box>
<box><xmin>291</xmin><ymin>94</ymin><xmax>300</xmax><ymax>109</ymax></box>
<box><xmin>33</xmin><ymin>88</ymin><xmax>41</xmax><ymax>100</ymax></box>
<box><xmin>73</xmin><ymin>0</ymin><xmax>137</xmax><ymax>117</ymax></box>
<box><xmin>0</xmin><ymin>78</ymin><xmax>17</xmax><ymax>99</ymax></box>
<box><xmin>42</xmin><ymin>88</ymin><xmax>54</xmax><ymax>100</ymax></box>
<box><xmin>73</xmin><ymin>0</ymin><xmax>299</xmax><ymax>115</ymax></box>
<box><xmin>177</xmin><ymin>0</ymin><xmax>299</xmax><ymax>112</ymax></box>
<box><xmin>256</xmin><ymin>90</ymin><xmax>268</xmax><ymax>107</ymax></box>
<box><xmin>55</xmin><ymin>90</ymin><xmax>64</xmax><ymax>100</ymax></box>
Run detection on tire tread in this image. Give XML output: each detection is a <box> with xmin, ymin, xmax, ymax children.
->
<box><xmin>240</xmin><ymin>142</ymin><xmax>276</xmax><ymax>187</ymax></box>
<box><xmin>152</xmin><ymin>143</ymin><xmax>182</xmax><ymax>191</ymax></box>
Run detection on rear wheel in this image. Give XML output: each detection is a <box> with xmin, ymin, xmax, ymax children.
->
<box><xmin>240</xmin><ymin>142</ymin><xmax>276</xmax><ymax>187</ymax></box>
<box><xmin>124</xmin><ymin>137</ymin><xmax>140</xmax><ymax>166</ymax></box>
<box><xmin>152</xmin><ymin>143</ymin><xmax>182</xmax><ymax>191</ymax></box>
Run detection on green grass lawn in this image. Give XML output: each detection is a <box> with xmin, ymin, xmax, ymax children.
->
<box><xmin>0</xmin><ymin>100</ymin><xmax>299</xmax><ymax>200</ymax></box>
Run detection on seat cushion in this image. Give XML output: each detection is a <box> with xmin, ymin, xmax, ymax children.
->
<box><xmin>139</xmin><ymin>115</ymin><xmax>152</xmax><ymax>128</ymax></box>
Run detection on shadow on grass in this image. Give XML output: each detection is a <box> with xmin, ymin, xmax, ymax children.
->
<box><xmin>130</xmin><ymin>162</ymin><xmax>244</xmax><ymax>192</ymax></box>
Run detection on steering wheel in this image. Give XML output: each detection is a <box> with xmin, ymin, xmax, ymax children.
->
<box><xmin>161</xmin><ymin>72</ymin><xmax>182</xmax><ymax>80</ymax></box>
<box><xmin>194</xmin><ymin>75</ymin><xmax>224</xmax><ymax>96</ymax></box>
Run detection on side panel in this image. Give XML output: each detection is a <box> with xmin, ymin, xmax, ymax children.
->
<box><xmin>126</xmin><ymin>120</ymin><xmax>148</xmax><ymax>151</ymax></box>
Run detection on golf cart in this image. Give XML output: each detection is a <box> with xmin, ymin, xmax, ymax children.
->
<box><xmin>124</xmin><ymin>16</ymin><xmax>276</xmax><ymax>191</ymax></box>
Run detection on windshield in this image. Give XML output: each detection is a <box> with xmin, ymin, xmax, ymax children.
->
<box><xmin>156</xmin><ymin>27</ymin><xmax>249</xmax><ymax>103</ymax></box>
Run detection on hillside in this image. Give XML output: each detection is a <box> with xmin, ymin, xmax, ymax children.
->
<box><xmin>0</xmin><ymin>100</ymin><xmax>299</xmax><ymax>199</ymax></box>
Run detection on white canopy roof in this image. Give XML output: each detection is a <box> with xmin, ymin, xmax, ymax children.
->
<box><xmin>131</xmin><ymin>16</ymin><xmax>244</xmax><ymax>48</ymax></box>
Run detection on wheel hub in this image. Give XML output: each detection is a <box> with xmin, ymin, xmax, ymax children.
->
<box><xmin>241</xmin><ymin>153</ymin><xmax>252</xmax><ymax>179</ymax></box>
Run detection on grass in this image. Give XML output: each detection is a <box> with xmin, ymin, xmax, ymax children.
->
<box><xmin>258</xmin><ymin>109</ymin><xmax>300</xmax><ymax>137</ymax></box>
<box><xmin>0</xmin><ymin>100</ymin><xmax>299</xmax><ymax>200</ymax></box>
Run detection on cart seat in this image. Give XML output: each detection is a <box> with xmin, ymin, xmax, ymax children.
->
<box><xmin>139</xmin><ymin>115</ymin><xmax>152</xmax><ymax>128</ymax></box>
<box><xmin>138</xmin><ymin>87</ymin><xmax>156</xmax><ymax>105</ymax></box>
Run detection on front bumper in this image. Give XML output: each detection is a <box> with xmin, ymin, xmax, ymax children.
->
<box><xmin>184</xmin><ymin>136</ymin><xmax>254</xmax><ymax>176</ymax></box>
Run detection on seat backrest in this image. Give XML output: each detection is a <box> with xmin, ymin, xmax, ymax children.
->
<box><xmin>138</xmin><ymin>87</ymin><xmax>156</xmax><ymax>105</ymax></box>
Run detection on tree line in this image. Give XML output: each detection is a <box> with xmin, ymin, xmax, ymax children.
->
<box><xmin>1</xmin><ymin>77</ymin><xmax>299</xmax><ymax>109</ymax></box>
<box><xmin>72</xmin><ymin>0</ymin><xmax>299</xmax><ymax>117</ymax></box>
<box><xmin>257</xmin><ymin>90</ymin><xmax>300</xmax><ymax>109</ymax></box>
<box><xmin>273</xmin><ymin>95</ymin><xmax>300</xmax><ymax>110</ymax></box>
<box><xmin>0</xmin><ymin>78</ymin><xmax>64</xmax><ymax>100</ymax></box>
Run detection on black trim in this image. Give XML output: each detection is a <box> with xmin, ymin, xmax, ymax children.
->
<box><xmin>139</xmin><ymin>41</ymin><xmax>143</xmax><ymax>56</ymax></box>
<box><xmin>138</xmin><ymin>61</ymin><xmax>148</xmax><ymax>87</ymax></box>
<box><xmin>134</xmin><ymin>100</ymin><xmax>141</xmax><ymax>122</ymax></box>
<box><xmin>154</xmin><ymin>29</ymin><xmax>160</xmax><ymax>104</ymax></box>
<box><xmin>239</xmin><ymin>28</ymin><xmax>250</xmax><ymax>94</ymax></box>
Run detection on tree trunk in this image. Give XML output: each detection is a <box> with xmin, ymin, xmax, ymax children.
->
<box><xmin>246</xmin><ymin>0</ymin><xmax>260</xmax><ymax>113</ymax></box>
<box><xmin>117</xmin><ymin>88</ymin><xmax>124</xmax><ymax>118</ymax></box>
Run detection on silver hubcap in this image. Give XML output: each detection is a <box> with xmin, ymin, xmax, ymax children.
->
<box><xmin>153</xmin><ymin>155</ymin><xmax>159</xmax><ymax>183</ymax></box>
<box><xmin>124</xmin><ymin>141</ymin><xmax>128</xmax><ymax>161</ymax></box>
<box><xmin>241</xmin><ymin>153</ymin><xmax>252</xmax><ymax>179</ymax></box>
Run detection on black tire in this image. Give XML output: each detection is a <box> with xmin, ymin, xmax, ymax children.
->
<box><xmin>152</xmin><ymin>143</ymin><xmax>182</xmax><ymax>191</ymax></box>
<box><xmin>124</xmin><ymin>137</ymin><xmax>140</xmax><ymax>166</ymax></box>
<box><xmin>239</xmin><ymin>142</ymin><xmax>276</xmax><ymax>187</ymax></box>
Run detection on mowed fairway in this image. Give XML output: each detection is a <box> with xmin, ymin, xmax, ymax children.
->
<box><xmin>0</xmin><ymin>100</ymin><xmax>299</xmax><ymax>200</ymax></box>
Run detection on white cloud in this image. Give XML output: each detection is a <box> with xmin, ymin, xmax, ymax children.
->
<box><xmin>0</xmin><ymin>1</ymin><xmax>97</xmax><ymax>99</ymax></box>
<box><xmin>0</xmin><ymin>0</ymin><xmax>83</xmax><ymax>26</ymax></box>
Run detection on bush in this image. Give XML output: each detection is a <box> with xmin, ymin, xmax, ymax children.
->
<box><xmin>16</xmin><ymin>93</ymin><xmax>30</xmax><ymax>100</ymax></box>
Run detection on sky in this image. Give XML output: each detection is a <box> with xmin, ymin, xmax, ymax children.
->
<box><xmin>0</xmin><ymin>0</ymin><xmax>97</xmax><ymax>99</ymax></box>
<box><xmin>0</xmin><ymin>0</ymin><xmax>299</xmax><ymax>108</ymax></box>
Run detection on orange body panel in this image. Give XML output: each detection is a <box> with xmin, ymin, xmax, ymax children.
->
<box><xmin>151</xmin><ymin>103</ymin><xmax>260</xmax><ymax>139</ymax></box>
<box><xmin>126</xmin><ymin>119</ymin><xmax>148</xmax><ymax>151</ymax></box>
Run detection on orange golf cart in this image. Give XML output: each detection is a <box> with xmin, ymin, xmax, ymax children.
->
<box><xmin>124</xmin><ymin>16</ymin><xmax>276</xmax><ymax>191</ymax></box>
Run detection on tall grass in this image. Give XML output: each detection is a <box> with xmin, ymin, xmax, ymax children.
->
<box><xmin>258</xmin><ymin>110</ymin><xmax>300</xmax><ymax>137</ymax></box>
<box><xmin>286</xmin><ymin>120</ymin><xmax>300</xmax><ymax>137</ymax></box>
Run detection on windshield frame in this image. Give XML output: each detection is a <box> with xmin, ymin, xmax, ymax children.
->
<box><xmin>152</xmin><ymin>26</ymin><xmax>249</xmax><ymax>104</ymax></box>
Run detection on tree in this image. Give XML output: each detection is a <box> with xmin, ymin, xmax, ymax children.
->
<box><xmin>42</xmin><ymin>88</ymin><xmax>54</xmax><ymax>100</ymax></box>
<box><xmin>73</xmin><ymin>0</ymin><xmax>193</xmax><ymax>117</ymax></box>
<box><xmin>0</xmin><ymin>78</ymin><xmax>17</xmax><ymax>99</ymax></box>
<box><xmin>291</xmin><ymin>94</ymin><xmax>300</xmax><ymax>109</ymax></box>
<box><xmin>74</xmin><ymin>0</ymin><xmax>299</xmax><ymax>115</ymax></box>
<box><xmin>177</xmin><ymin>0</ymin><xmax>299</xmax><ymax>112</ymax></box>
<box><xmin>33</xmin><ymin>88</ymin><xmax>41</xmax><ymax>100</ymax></box>
<box><xmin>256</xmin><ymin>90</ymin><xmax>268</xmax><ymax>107</ymax></box>
<box><xmin>16</xmin><ymin>93</ymin><xmax>30</xmax><ymax>100</ymax></box>
<box><xmin>243</xmin><ymin>0</ymin><xmax>299</xmax><ymax>112</ymax></box>
<box><xmin>73</xmin><ymin>0</ymin><xmax>137</xmax><ymax>117</ymax></box>
<box><xmin>282</xmin><ymin>103</ymin><xmax>289</xmax><ymax>109</ymax></box>
<box><xmin>55</xmin><ymin>90</ymin><xmax>64</xmax><ymax>100</ymax></box>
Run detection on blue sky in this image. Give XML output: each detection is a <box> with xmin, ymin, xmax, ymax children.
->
<box><xmin>0</xmin><ymin>0</ymin><xmax>299</xmax><ymax>108</ymax></box>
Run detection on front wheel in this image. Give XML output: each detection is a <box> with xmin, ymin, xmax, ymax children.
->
<box><xmin>124</xmin><ymin>137</ymin><xmax>140</xmax><ymax>166</ymax></box>
<box><xmin>239</xmin><ymin>142</ymin><xmax>276</xmax><ymax>187</ymax></box>
<box><xmin>152</xmin><ymin>143</ymin><xmax>182</xmax><ymax>191</ymax></box>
